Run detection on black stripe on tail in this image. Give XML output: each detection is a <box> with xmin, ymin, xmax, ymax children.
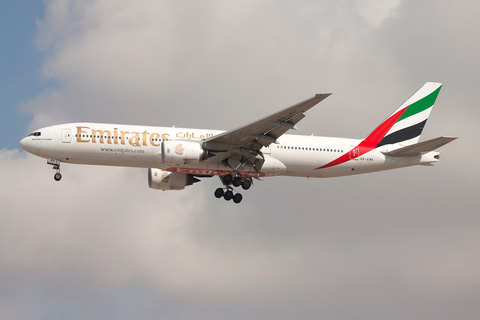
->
<box><xmin>376</xmin><ymin>119</ymin><xmax>427</xmax><ymax>148</ymax></box>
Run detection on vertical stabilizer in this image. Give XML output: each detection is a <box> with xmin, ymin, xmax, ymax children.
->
<box><xmin>374</xmin><ymin>82</ymin><xmax>442</xmax><ymax>148</ymax></box>
<box><xmin>317</xmin><ymin>82</ymin><xmax>444</xmax><ymax>170</ymax></box>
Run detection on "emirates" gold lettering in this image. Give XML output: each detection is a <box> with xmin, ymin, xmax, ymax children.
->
<box><xmin>76</xmin><ymin>126</ymin><xmax>214</xmax><ymax>147</ymax></box>
<box><xmin>76</xmin><ymin>126</ymin><xmax>169</xmax><ymax>147</ymax></box>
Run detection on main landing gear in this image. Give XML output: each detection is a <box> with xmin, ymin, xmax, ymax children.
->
<box><xmin>47</xmin><ymin>158</ymin><xmax>62</xmax><ymax>181</ymax></box>
<box><xmin>214</xmin><ymin>174</ymin><xmax>252</xmax><ymax>204</ymax></box>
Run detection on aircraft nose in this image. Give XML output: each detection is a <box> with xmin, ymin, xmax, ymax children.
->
<box><xmin>19</xmin><ymin>137</ymin><xmax>29</xmax><ymax>151</ymax></box>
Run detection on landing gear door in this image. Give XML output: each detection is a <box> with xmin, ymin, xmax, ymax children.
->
<box><xmin>349</xmin><ymin>145</ymin><xmax>359</xmax><ymax>160</ymax></box>
<box><xmin>62</xmin><ymin>129</ymin><xmax>72</xmax><ymax>143</ymax></box>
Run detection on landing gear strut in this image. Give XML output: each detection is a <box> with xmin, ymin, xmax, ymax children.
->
<box><xmin>214</xmin><ymin>174</ymin><xmax>252</xmax><ymax>204</ymax></box>
<box><xmin>48</xmin><ymin>158</ymin><xmax>62</xmax><ymax>181</ymax></box>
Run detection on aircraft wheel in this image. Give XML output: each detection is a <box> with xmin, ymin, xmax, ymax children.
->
<box><xmin>222</xmin><ymin>174</ymin><xmax>233</xmax><ymax>185</ymax></box>
<box><xmin>224</xmin><ymin>190</ymin><xmax>233</xmax><ymax>201</ymax></box>
<box><xmin>54</xmin><ymin>173</ymin><xmax>62</xmax><ymax>181</ymax></box>
<box><xmin>232</xmin><ymin>177</ymin><xmax>242</xmax><ymax>187</ymax></box>
<box><xmin>214</xmin><ymin>188</ymin><xmax>224</xmax><ymax>198</ymax></box>
<box><xmin>241</xmin><ymin>179</ymin><xmax>251</xmax><ymax>190</ymax></box>
<box><xmin>233</xmin><ymin>193</ymin><xmax>243</xmax><ymax>204</ymax></box>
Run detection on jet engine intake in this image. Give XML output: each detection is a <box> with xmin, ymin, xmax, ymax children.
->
<box><xmin>148</xmin><ymin>168</ymin><xmax>196</xmax><ymax>190</ymax></box>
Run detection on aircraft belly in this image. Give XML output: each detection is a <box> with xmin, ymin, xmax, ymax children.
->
<box><xmin>278</xmin><ymin>150</ymin><xmax>340</xmax><ymax>178</ymax></box>
<box><xmin>261</xmin><ymin>155</ymin><xmax>287</xmax><ymax>176</ymax></box>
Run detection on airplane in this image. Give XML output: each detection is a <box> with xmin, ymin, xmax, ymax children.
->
<box><xmin>19</xmin><ymin>82</ymin><xmax>456</xmax><ymax>204</ymax></box>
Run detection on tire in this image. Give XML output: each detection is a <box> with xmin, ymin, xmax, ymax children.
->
<box><xmin>241</xmin><ymin>179</ymin><xmax>251</xmax><ymax>190</ymax></box>
<box><xmin>232</xmin><ymin>177</ymin><xmax>242</xmax><ymax>187</ymax></box>
<box><xmin>224</xmin><ymin>190</ymin><xmax>233</xmax><ymax>201</ymax></box>
<box><xmin>222</xmin><ymin>174</ymin><xmax>233</xmax><ymax>185</ymax></box>
<box><xmin>54</xmin><ymin>173</ymin><xmax>62</xmax><ymax>181</ymax></box>
<box><xmin>233</xmin><ymin>193</ymin><xmax>243</xmax><ymax>204</ymax></box>
<box><xmin>214</xmin><ymin>188</ymin><xmax>224</xmax><ymax>198</ymax></box>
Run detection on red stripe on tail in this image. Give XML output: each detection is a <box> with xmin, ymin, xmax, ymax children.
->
<box><xmin>316</xmin><ymin>106</ymin><xmax>407</xmax><ymax>169</ymax></box>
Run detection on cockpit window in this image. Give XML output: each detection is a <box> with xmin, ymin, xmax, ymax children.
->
<box><xmin>28</xmin><ymin>132</ymin><xmax>41</xmax><ymax>137</ymax></box>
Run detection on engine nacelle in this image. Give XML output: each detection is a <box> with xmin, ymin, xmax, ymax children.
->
<box><xmin>161</xmin><ymin>141</ymin><xmax>207</xmax><ymax>165</ymax></box>
<box><xmin>148</xmin><ymin>168</ymin><xmax>195</xmax><ymax>190</ymax></box>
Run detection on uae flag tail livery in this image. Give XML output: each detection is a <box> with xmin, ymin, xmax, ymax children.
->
<box><xmin>318</xmin><ymin>82</ymin><xmax>454</xmax><ymax>170</ymax></box>
<box><xmin>375</xmin><ymin>82</ymin><xmax>441</xmax><ymax>148</ymax></box>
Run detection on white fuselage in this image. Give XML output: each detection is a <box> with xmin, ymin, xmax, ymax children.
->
<box><xmin>20</xmin><ymin>122</ymin><xmax>439</xmax><ymax>178</ymax></box>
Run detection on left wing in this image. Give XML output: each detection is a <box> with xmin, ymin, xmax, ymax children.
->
<box><xmin>202</xmin><ymin>93</ymin><xmax>331</xmax><ymax>152</ymax></box>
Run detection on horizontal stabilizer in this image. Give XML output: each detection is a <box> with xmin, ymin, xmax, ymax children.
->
<box><xmin>382</xmin><ymin>136</ymin><xmax>457</xmax><ymax>157</ymax></box>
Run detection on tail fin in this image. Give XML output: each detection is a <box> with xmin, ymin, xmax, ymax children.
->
<box><xmin>317</xmin><ymin>83</ymin><xmax>444</xmax><ymax>170</ymax></box>
<box><xmin>364</xmin><ymin>82</ymin><xmax>442</xmax><ymax>149</ymax></box>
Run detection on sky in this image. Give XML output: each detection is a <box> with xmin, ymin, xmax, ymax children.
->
<box><xmin>1</xmin><ymin>0</ymin><xmax>479</xmax><ymax>319</ymax></box>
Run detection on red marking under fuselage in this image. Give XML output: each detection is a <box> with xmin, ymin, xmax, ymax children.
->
<box><xmin>168</xmin><ymin>167</ymin><xmax>266</xmax><ymax>177</ymax></box>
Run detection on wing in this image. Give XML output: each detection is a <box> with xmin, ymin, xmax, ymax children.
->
<box><xmin>203</xmin><ymin>93</ymin><xmax>331</xmax><ymax>152</ymax></box>
<box><xmin>200</xmin><ymin>93</ymin><xmax>331</xmax><ymax>174</ymax></box>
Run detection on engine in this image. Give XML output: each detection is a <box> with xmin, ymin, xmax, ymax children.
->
<box><xmin>161</xmin><ymin>140</ymin><xmax>207</xmax><ymax>165</ymax></box>
<box><xmin>148</xmin><ymin>168</ymin><xmax>196</xmax><ymax>190</ymax></box>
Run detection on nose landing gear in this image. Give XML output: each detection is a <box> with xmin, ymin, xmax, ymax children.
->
<box><xmin>48</xmin><ymin>158</ymin><xmax>62</xmax><ymax>181</ymax></box>
<box><xmin>214</xmin><ymin>174</ymin><xmax>252</xmax><ymax>204</ymax></box>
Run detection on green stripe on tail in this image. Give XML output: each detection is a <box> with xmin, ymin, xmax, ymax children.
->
<box><xmin>397</xmin><ymin>85</ymin><xmax>442</xmax><ymax>122</ymax></box>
